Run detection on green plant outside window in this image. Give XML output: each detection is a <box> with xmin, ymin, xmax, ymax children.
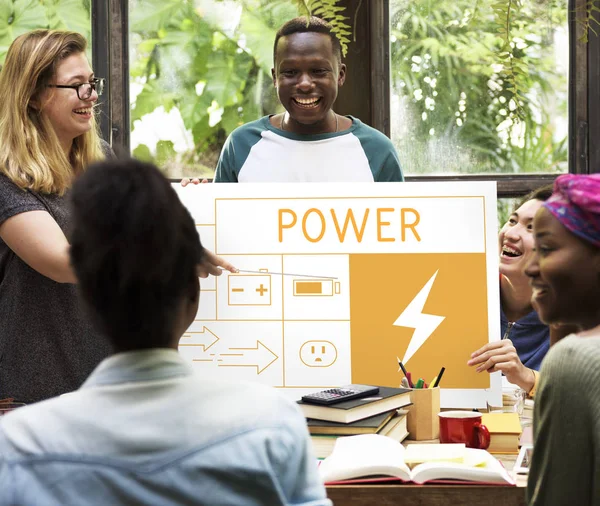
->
<box><xmin>0</xmin><ymin>0</ymin><xmax>91</xmax><ymax>64</ymax></box>
<box><xmin>0</xmin><ymin>0</ymin><xmax>571</xmax><ymax>180</ymax></box>
<box><xmin>390</xmin><ymin>0</ymin><xmax>568</xmax><ymax>176</ymax></box>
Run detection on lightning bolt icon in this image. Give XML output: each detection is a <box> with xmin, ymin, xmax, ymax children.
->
<box><xmin>393</xmin><ymin>270</ymin><xmax>445</xmax><ymax>365</ymax></box>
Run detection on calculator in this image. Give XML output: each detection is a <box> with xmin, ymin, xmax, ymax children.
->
<box><xmin>301</xmin><ymin>384</ymin><xmax>380</xmax><ymax>405</ymax></box>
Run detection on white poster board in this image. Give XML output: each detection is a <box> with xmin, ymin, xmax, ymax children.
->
<box><xmin>174</xmin><ymin>182</ymin><xmax>501</xmax><ymax>408</ymax></box>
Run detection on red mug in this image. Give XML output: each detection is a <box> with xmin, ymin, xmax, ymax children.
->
<box><xmin>438</xmin><ymin>411</ymin><xmax>490</xmax><ymax>449</ymax></box>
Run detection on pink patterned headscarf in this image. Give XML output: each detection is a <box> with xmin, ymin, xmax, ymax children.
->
<box><xmin>543</xmin><ymin>174</ymin><xmax>600</xmax><ymax>247</ymax></box>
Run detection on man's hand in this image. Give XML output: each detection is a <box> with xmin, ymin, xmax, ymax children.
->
<box><xmin>467</xmin><ymin>339</ymin><xmax>535</xmax><ymax>392</ymax></box>
<box><xmin>181</xmin><ymin>178</ymin><xmax>208</xmax><ymax>186</ymax></box>
<box><xmin>197</xmin><ymin>249</ymin><xmax>238</xmax><ymax>278</ymax></box>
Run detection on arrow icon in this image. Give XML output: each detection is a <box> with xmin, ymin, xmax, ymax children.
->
<box><xmin>218</xmin><ymin>341</ymin><xmax>278</xmax><ymax>374</ymax></box>
<box><xmin>179</xmin><ymin>326</ymin><xmax>220</xmax><ymax>352</ymax></box>
<box><xmin>393</xmin><ymin>270</ymin><xmax>445</xmax><ymax>365</ymax></box>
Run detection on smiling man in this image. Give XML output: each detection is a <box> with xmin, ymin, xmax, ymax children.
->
<box><xmin>212</xmin><ymin>16</ymin><xmax>404</xmax><ymax>183</ymax></box>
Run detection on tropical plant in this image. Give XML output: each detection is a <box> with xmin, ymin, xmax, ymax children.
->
<box><xmin>0</xmin><ymin>0</ymin><xmax>90</xmax><ymax>64</ymax></box>
<box><xmin>576</xmin><ymin>0</ymin><xmax>600</xmax><ymax>42</ymax></box>
<box><xmin>291</xmin><ymin>0</ymin><xmax>351</xmax><ymax>55</ymax></box>
<box><xmin>389</xmin><ymin>0</ymin><xmax>568</xmax><ymax>174</ymax></box>
<box><xmin>129</xmin><ymin>0</ymin><xmax>355</xmax><ymax>176</ymax></box>
<box><xmin>0</xmin><ymin>0</ymin><xmax>578</xmax><ymax>179</ymax></box>
<box><xmin>129</xmin><ymin>0</ymin><xmax>292</xmax><ymax>174</ymax></box>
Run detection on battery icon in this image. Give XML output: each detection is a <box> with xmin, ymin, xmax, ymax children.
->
<box><xmin>228</xmin><ymin>273</ymin><xmax>271</xmax><ymax>306</ymax></box>
<box><xmin>293</xmin><ymin>279</ymin><xmax>340</xmax><ymax>297</ymax></box>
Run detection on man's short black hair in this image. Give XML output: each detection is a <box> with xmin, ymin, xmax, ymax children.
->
<box><xmin>69</xmin><ymin>158</ymin><xmax>204</xmax><ymax>351</ymax></box>
<box><xmin>273</xmin><ymin>16</ymin><xmax>342</xmax><ymax>66</ymax></box>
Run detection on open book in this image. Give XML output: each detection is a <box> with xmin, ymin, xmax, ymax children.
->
<box><xmin>318</xmin><ymin>434</ymin><xmax>515</xmax><ymax>485</ymax></box>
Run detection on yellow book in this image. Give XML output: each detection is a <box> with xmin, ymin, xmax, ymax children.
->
<box><xmin>481</xmin><ymin>412</ymin><xmax>522</xmax><ymax>455</ymax></box>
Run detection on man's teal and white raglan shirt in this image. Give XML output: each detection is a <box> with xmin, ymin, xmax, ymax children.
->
<box><xmin>214</xmin><ymin>116</ymin><xmax>404</xmax><ymax>182</ymax></box>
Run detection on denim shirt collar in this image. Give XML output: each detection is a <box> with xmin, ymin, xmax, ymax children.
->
<box><xmin>82</xmin><ymin>349</ymin><xmax>192</xmax><ymax>388</ymax></box>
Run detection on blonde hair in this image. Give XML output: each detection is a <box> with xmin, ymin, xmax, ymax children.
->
<box><xmin>0</xmin><ymin>30</ymin><xmax>104</xmax><ymax>195</ymax></box>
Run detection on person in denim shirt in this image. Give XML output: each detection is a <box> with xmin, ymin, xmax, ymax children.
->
<box><xmin>0</xmin><ymin>159</ymin><xmax>330</xmax><ymax>506</ymax></box>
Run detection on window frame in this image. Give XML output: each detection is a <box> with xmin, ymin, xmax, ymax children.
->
<box><xmin>92</xmin><ymin>0</ymin><xmax>129</xmax><ymax>151</ymax></box>
<box><xmin>95</xmin><ymin>0</ymin><xmax>598</xmax><ymax>193</ymax></box>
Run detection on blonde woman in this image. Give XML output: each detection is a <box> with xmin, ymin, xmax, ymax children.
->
<box><xmin>0</xmin><ymin>30</ymin><xmax>113</xmax><ymax>404</ymax></box>
<box><xmin>0</xmin><ymin>31</ymin><xmax>236</xmax><ymax>405</ymax></box>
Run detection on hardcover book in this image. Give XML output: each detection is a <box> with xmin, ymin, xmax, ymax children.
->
<box><xmin>310</xmin><ymin>411</ymin><xmax>409</xmax><ymax>458</ymax></box>
<box><xmin>298</xmin><ymin>386</ymin><xmax>411</xmax><ymax>424</ymax></box>
<box><xmin>307</xmin><ymin>410</ymin><xmax>397</xmax><ymax>435</ymax></box>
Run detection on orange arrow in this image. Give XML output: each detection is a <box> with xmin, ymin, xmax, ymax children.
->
<box><xmin>179</xmin><ymin>326</ymin><xmax>220</xmax><ymax>352</ymax></box>
<box><xmin>218</xmin><ymin>341</ymin><xmax>278</xmax><ymax>374</ymax></box>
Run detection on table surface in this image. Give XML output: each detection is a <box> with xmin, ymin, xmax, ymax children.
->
<box><xmin>326</xmin><ymin>407</ymin><xmax>531</xmax><ymax>506</ymax></box>
<box><xmin>325</xmin><ymin>390</ymin><xmax>534</xmax><ymax>506</ymax></box>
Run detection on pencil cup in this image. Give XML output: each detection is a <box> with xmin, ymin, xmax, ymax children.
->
<box><xmin>406</xmin><ymin>387</ymin><xmax>440</xmax><ymax>441</ymax></box>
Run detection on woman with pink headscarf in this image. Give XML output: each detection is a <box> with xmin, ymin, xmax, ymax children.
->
<box><xmin>525</xmin><ymin>174</ymin><xmax>600</xmax><ymax>506</ymax></box>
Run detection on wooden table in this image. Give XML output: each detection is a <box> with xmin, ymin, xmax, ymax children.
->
<box><xmin>326</xmin><ymin>450</ymin><xmax>527</xmax><ymax>506</ymax></box>
<box><xmin>326</xmin><ymin>393</ymin><xmax>533</xmax><ymax>505</ymax></box>
<box><xmin>326</xmin><ymin>483</ymin><xmax>525</xmax><ymax>506</ymax></box>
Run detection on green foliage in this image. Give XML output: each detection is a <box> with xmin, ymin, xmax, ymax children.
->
<box><xmin>128</xmin><ymin>0</ymin><xmax>363</xmax><ymax>174</ymax></box>
<box><xmin>155</xmin><ymin>139</ymin><xmax>177</xmax><ymax>166</ymax></box>
<box><xmin>497</xmin><ymin>197</ymin><xmax>517</xmax><ymax>228</ymax></box>
<box><xmin>575</xmin><ymin>0</ymin><xmax>600</xmax><ymax>42</ymax></box>
<box><xmin>390</xmin><ymin>0</ymin><xmax>568</xmax><ymax>175</ymax></box>
<box><xmin>493</xmin><ymin>0</ymin><xmax>527</xmax><ymax>120</ymax></box>
<box><xmin>291</xmin><ymin>0</ymin><xmax>351</xmax><ymax>56</ymax></box>
<box><xmin>0</xmin><ymin>0</ymin><xmax>574</xmax><ymax>180</ymax></box>
<box><xmin>45</xmin><ymin>0</ymin><xmax>91</xmax><ymax>34</ymax></box>
<box><xmin>130</xmin><ymin>0</ymin><xmax>299</xmax><ymax>173</ymax></box>
<box><xmin>132</xmin><ymin>143</ymin><xmax>154</xmax><ymax>162</ymax></box>
<box><xmin>0</xmin><ymin>0</ymin><xmax>89</xmax><ymax>64</ymax></box>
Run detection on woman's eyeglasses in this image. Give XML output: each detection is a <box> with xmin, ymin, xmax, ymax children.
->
<box><xmin>46</xmin><ymin>77</ymin><xmax>105</xmax><ymax>100</ymax></box>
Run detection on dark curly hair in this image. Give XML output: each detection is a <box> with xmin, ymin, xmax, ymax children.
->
<box><xmin>273</xmin><ymin>16</ymin><xmax>342</xmax><ymax>65</ymax></box>
<box><xmin>69</xmin><ymin>158</ymin><xmax>204</xmax><ymax>351</ymax></box>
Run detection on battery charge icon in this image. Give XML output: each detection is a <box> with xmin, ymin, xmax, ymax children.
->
<box><xmin>293</xmin><ymin>279</ymin><xmax>341</xmax><ymax>297</ymax></box>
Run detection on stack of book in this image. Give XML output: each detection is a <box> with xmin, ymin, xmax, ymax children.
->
<box><xmin>481</xmin><ymin>412</ymin><xmax>523</xmax><ymax>454</ymax></box>
<box><xmin>297</xmin><ymin>386</ymin><xmax>412</xmax><ymax>458</ymax></box>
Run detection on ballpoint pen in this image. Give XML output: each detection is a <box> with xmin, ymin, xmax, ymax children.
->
<box><xmin>397</xmin><ymin>358</ymin><xmax>414</xmax><ymax>388</ymax></box>
<box><xmin>432</xmin><ymin>367</ymin><xmax>446</xmax><ymax>388</ymax></box>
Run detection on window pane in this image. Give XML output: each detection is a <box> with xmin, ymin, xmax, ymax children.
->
<box><xmin>0</xmin><ymin>1</ymin><xmax>91</xmax><ymax>65</ymax></box>
<box><xmin>390</xmin><ymin>0</ymin><xmax>568</xmax><ymax>176</ymax></box>
<box><xmin>129</xmin><ymin>0</ymin><xmax>296</xmax><ymax>178</ymax></box>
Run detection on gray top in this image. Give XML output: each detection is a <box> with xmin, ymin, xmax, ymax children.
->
<box><xmin>527</xmin><ymin>334</ymin><xmax>600</xmax><ymax>505</ymax></box>
<box><xmin>0</xmin><ymin>152</ymin><xmax>113</xmax><ymax>404</ymax></box>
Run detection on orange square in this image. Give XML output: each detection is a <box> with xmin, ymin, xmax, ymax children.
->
<box><xmin>350</xmin><ymin>253</ymin><xmax>490</xmax><ymax>389</ymax></box>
